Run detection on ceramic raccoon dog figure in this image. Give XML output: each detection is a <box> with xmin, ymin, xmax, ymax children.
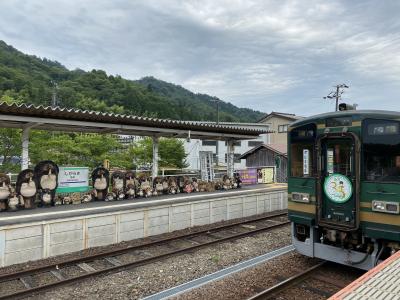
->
<box><xmin>162</xmin><ymin>177</ymin><xmax>169</xmax><ymax>194</ymax></box>
<box><xmin>91</xmin><ymin>167</ymin><xmax>110</xmax><ymax>201</ymax></box>
<box><xmin>107</xmin><ymin>171</ymin><xmax>125</xmax><ymax>201</ymax></box>
<box><xmin>138</xmin><ymin>175</ymin><xmax>152</xmax><ymax>198</ymax></box>
<box><xmin>125</xmin><ymin>171</ymin><xmax>137</xmax><ymax>200</ymax></box>
<box><xmin>152</xmin><ymin>177</ymin><xmax>164</xmax><ymax>196</ymax></box>
<box><xmin>34</xmin><ymin>160</ymin><xmax>59</xmax><ymax>206</ymax></box>
<box><xmin>191</xmin><ymin>178</ymin><xmax>199</xmax><ymax>192</ymax></box>
<box><xmin>233</xmin><ymin>172</ymin><xmax>242</xmax><ymax>189</ymax></box>
<box><xmin>222</xmin><ymin>175</ymin><xmax>233</xmax><ymax>190</ymax></box>
<box><xmin>182</xmin><ymin>176</ymin><xmax>193</xmax><ymax>193</ymax></box>
<box><xmin>168</xmin><ymin>177</ymin><xmax>179</xmax><ymax>194</ymax></box>
<box><xmin>16</xmin><ymin>169</ymin><xmax>37</xmax><ymax>209</ymax></box>
<box><xmin>0</xmin><ymin>173</ymin><xmax>12</xmax><ymax>211</ymax></box>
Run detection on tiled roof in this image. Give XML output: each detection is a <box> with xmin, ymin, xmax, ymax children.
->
<box><xmin>239</xmin><ymin>143</ymin><xmax>287</xmax><ymax>159</ymax></box>
<box><xmin>0</xmin><ymin>102</ymin><xmax>270</xmax><ymax>137</ymax></box>
<box><xmin>258</xmin><ymin>111</ymin><xmax>303</xmax><ymax>123</ymax></box>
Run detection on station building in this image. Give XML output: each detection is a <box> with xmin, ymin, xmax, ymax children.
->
<box><xmin>184</xmin><ymin>112</ymin><xmax>302</xmax><ymax>171</ymax></box>
<box><xmin>0</xmin><ymin>102</ymin><xmax>290</xmax><ymax>267</ymax></box>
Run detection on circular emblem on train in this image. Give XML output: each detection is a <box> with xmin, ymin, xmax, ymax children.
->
<box><xmin>323</xmin><ymin>174</ymin><xmax>352</xmax><ymax>203</ymax></box>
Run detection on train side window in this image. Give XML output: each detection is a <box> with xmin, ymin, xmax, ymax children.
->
<box><xmin>290</xmin><ymin>124</ymin><xmax>316</xmax><ymax>177</ymax></box>
<box><xmin>363</xmin><ymin>119</ymin><xmax>400</xmax><ymax>182</ymax></box>
<box><xmin>290</xmin><ymin>143</ymin><xmax>314</xmax><ymax>177</ymax></box>
<box><xmin>364</xmin><ymin>144</ymin><xmax>400</xmax><ymax>182</ymax></box>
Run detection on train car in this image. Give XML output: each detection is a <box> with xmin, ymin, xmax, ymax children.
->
<box><xmin>288</xmin><ymin>107</ymin><xmax>400</xmax><ymax>270</ymax></box>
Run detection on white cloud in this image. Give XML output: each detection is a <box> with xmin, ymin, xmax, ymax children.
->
<box><xmin>0</xmin><ymin>0</ymin><xmax>399</xmax><ymax>116</ymax></box>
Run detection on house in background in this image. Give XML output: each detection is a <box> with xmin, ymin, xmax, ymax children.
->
<box><xmin>257</xmin><ymin>111</ymin><xmax>303</xmax><ymax>150</ymax></box>
<box><xmin>239</xmin><ymin>144</ymin><xmax>288</xmax><ymax>183</ymax></box>
<box><xmin>235</xmin><ymin>111</ymin><xmax>303</xmax><ymax>183</ymax></box>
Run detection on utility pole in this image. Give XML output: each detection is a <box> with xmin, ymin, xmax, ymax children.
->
<box><xmin>211</xmin><ymin>97</ymin><xmax>220</xmax><ymax>166</ymax></box>
<box><xmin>211</xmin><ymin>97</ymin><xmax>220</xmax><ymax>125</ymax></box>
<box><xmin>323</xmin><ymin>84</ymin><xmax>349</xmax><ymax>111</ymax></box>
<box><xmin>51</xmin><ymin>80</ymin><xmax>58</xmax><ymax>107</ymax></box>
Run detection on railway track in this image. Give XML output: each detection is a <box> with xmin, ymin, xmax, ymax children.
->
<box><xmin>247</xmin><ymin>261</ymin><xmax>362</xmax><ymax>300</ymax></box>
<box><xmin>0</xmin><ymin>211</ymin><xmax>289</xmax><ymax>299</ymax></box>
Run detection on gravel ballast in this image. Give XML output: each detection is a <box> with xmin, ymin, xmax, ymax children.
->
<box><xmin>22</xmin><ymin>223</ymin><xmax>291</xmax><ymax>299</ymax></box>
<box><xmin>173</xmin><ymin>252</ymin><xmax>317</xmax><ymax>300</ymax></box>
<box><xmin>173</xmin><ymin>255</ymin><xmax>363</xmax><ymax>300</ymax></box>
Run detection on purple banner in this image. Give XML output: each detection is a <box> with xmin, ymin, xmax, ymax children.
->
<box><xmin>238</xmin><ymin>168</ymin><xmax>258</xmax><ymax>185</ymax></box>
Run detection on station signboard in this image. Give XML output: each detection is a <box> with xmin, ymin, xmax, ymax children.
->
<box><xmin>303</xmin><ymin>149</ymin><xmax>310</xmax><ymax>176</ymax></box>
<box><xmin>57</xmin><ymin>167</ymin><xmax>90</xmax><ymax>193</ymax></box>
<box><xmin>239</xmin><ymin>168</ymin><xmax>258</xmax><ymax>185</ymax></box>
<box><xmin>261</xmin><ymin>167</ymin><xmax>274</xmax><ymax>183</ymax></box>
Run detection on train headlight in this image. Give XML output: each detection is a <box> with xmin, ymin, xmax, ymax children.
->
<box><xmin>372</xmin><ymin>200</ymin><xmax>400</xmax><ymax>214</ymax></box>
<box><xmin>292</xmin><ymin>192</ymin><xmax>310</xmax><ymax>203</ymax></box>
<box><xmin>373</xmin><ymin>201</ymin><xmax>385</xmax><ymax>211</ymax></box>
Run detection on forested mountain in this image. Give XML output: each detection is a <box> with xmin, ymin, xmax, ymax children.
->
<box><xmin>0</xmin><ymin>40</ymin><xmax>264</xmax><ymax>122</ymax></box>
<box><xmin>137</xmin><ymin>77</ymin><xmax>264</xmax><ymax>121</ymax></box>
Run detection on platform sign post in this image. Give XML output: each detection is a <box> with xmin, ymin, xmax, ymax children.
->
<box><xmin>200</xmin><ymin>151</ymin><xmax>214</xmax><ymax>182</ymax></box>
<box><xmin>57</xmin><ymin>167</ymin><xmax>90</xmax><ymax>193</ymax></box>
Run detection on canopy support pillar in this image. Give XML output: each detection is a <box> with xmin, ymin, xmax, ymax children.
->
<box><xmin>152</xmin><ymin>136</ymin><xmax>159</xmax><ymax>178</ymax></box>
<box><xmin>227</xmin><ymin>140</ymin><xmax>234</xmax><ymax>178</ymax></box>
<box><xmin>21</xmin><ymin>127</ymin><xmax>30</xmax><ymax>170</ymax></box>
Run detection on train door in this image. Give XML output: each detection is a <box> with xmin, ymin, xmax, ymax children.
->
<box><xmin>317</xmin><ymin>133</ymin><xmax>360</xmax><ymax>230</ymax></box>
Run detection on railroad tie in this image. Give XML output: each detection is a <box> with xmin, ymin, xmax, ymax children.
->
<box><xmin>241</xmin><ymin>224</ymin><xmax>257</xmax><ymax>230</ymax></box>
<box><xmin>205</xmin><ymin>232</ymin><xmax>223</xmax><ymax>240</ymax></box>
<box><xmin>19</xmin><ymin>276</ymin><xmax>34</xmax><ymax>289</ymax></box>
<box><xmin>263</xmin><ymin>219</ymin><xmax>282</xmax><ymax>225</ymax></box>
<box><xmin>50</xmin><ymin>270</ymin><xmax>66</xmax><ymax>281</ymax></box>
<box><xmin>311</xmin><ymin>274</ymin><xmax>349</xmax><ymax>289</ymax></box>
<box><xmin>77</xmin><ymin>263</ymin><xmax>96</xmax><ymax>273</ymax></box>
<box><xmin>104</xmin><ymin>257</ymin><xmax>122</xmax><ymax>267</ymax></box>
<box><xmin>182</xmin><ymin>238</ymin><xmax>202</xmax><ymax>245</ymax></box>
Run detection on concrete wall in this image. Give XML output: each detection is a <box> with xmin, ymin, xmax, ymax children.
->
<box><xmin>0</xmin><ymin>187</ymin><xmax>287</xmax><ymax>267</ymax></box>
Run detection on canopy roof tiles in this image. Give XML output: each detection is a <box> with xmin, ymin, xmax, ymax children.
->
<box><xmin>0</xmin><ymin>102</ymin><xmax>269</xmax><ymax>140</ymax></box>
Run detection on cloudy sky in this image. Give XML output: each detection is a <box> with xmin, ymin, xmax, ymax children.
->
<box><xmin>0</xmin><ymin>0</ymin><xmax>399</xmax><ymax>116</ymax></box>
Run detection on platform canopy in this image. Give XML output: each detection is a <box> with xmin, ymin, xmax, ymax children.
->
<box><xmin>0</xmin><ymin>102</ymin><xmax>269</xmax><ymax>140</ymax></box>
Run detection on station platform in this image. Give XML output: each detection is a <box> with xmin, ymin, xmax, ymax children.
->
<box><xmin>330</xmin><ymin>250</ymin><xmax>400</xmax><ymax>299</ymax></box>
<box><xmin>0</xmin><ymin>183</ymin><xmax>287</xmax><ymax>267</ymax></box>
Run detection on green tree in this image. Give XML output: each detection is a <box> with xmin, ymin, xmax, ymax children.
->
<box><xmin>129</xmin><ymin>137</ymin><xmax>188</xmax><ymax>169</ymax></box>
<box><xmin>0</xmin><ymin>128</ymin><xmax>21</xmax><ymax>173</ymax></box>
<box><xmin>0</xmin><ymin>94</ymin><xmax>21</xmax><ymax>172</ymax></box>
<box><xmin>29</xmin><ymin>132</ymin><xmax>127</xmax><ymax>169</ymax></box>
<box><xmin>75</xmin><ymin>96</ymin><xmax>124</xmax><ymax>114</ymax></box>
<box><xmin>159</xmin><ymin>138</ymin><xmax>188</xmax><ymax>168</ymax></box>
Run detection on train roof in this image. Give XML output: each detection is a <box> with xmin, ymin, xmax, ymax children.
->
<box><xmin>290</xmin><ymin>110</ymin><xmax>400</xmax><ymax>128</ymax></box>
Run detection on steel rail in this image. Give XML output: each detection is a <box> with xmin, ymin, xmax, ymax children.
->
<box><xmin>247</xmin><ymin>262</ymin><xmax>327</xmax><ymax>300</ymax></box>
<box><xmin>0</xmin><ymin>215</ymin><xmax>289</xmax><ymax>299</ymax></box>
<box><xmin>0</xmin><ymin>211</ymin><xmax>287</xmax><ymax>283</ymax></box>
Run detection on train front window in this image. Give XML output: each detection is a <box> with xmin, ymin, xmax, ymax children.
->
<box><xmin>324</xmin><ymin>139</ymin><xmax>354</xmax><ymax>176</ymax></box>
<box><xmin>363</xmin><ymin>119</ymin><xmax>400</xmax><ymax>182</ymax></box>
<box><xmin>364</xmin><ymin>145</ymin><xmax>400</xmax><ymax>182</ymax></box>
<box><xmin>290</xmin><ymin>124</ymin><xmax>316</xmax><ymax>177</ymax></box>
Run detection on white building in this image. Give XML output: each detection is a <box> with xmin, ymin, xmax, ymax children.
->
<box><xmin>184</xmin><ymin>122</ymin><xmax>270</xmax><ymax>170</ymax></box>
<box><xmin>117</xmin><ymin>113</ymin><xmax>303</xmax><ymax>172</ymax></box>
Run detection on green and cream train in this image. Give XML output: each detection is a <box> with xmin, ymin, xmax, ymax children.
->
<box><xmin>288</xmin><ymin>108</ymin><xmax>400</xmax><ymax>270</ymax></box>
